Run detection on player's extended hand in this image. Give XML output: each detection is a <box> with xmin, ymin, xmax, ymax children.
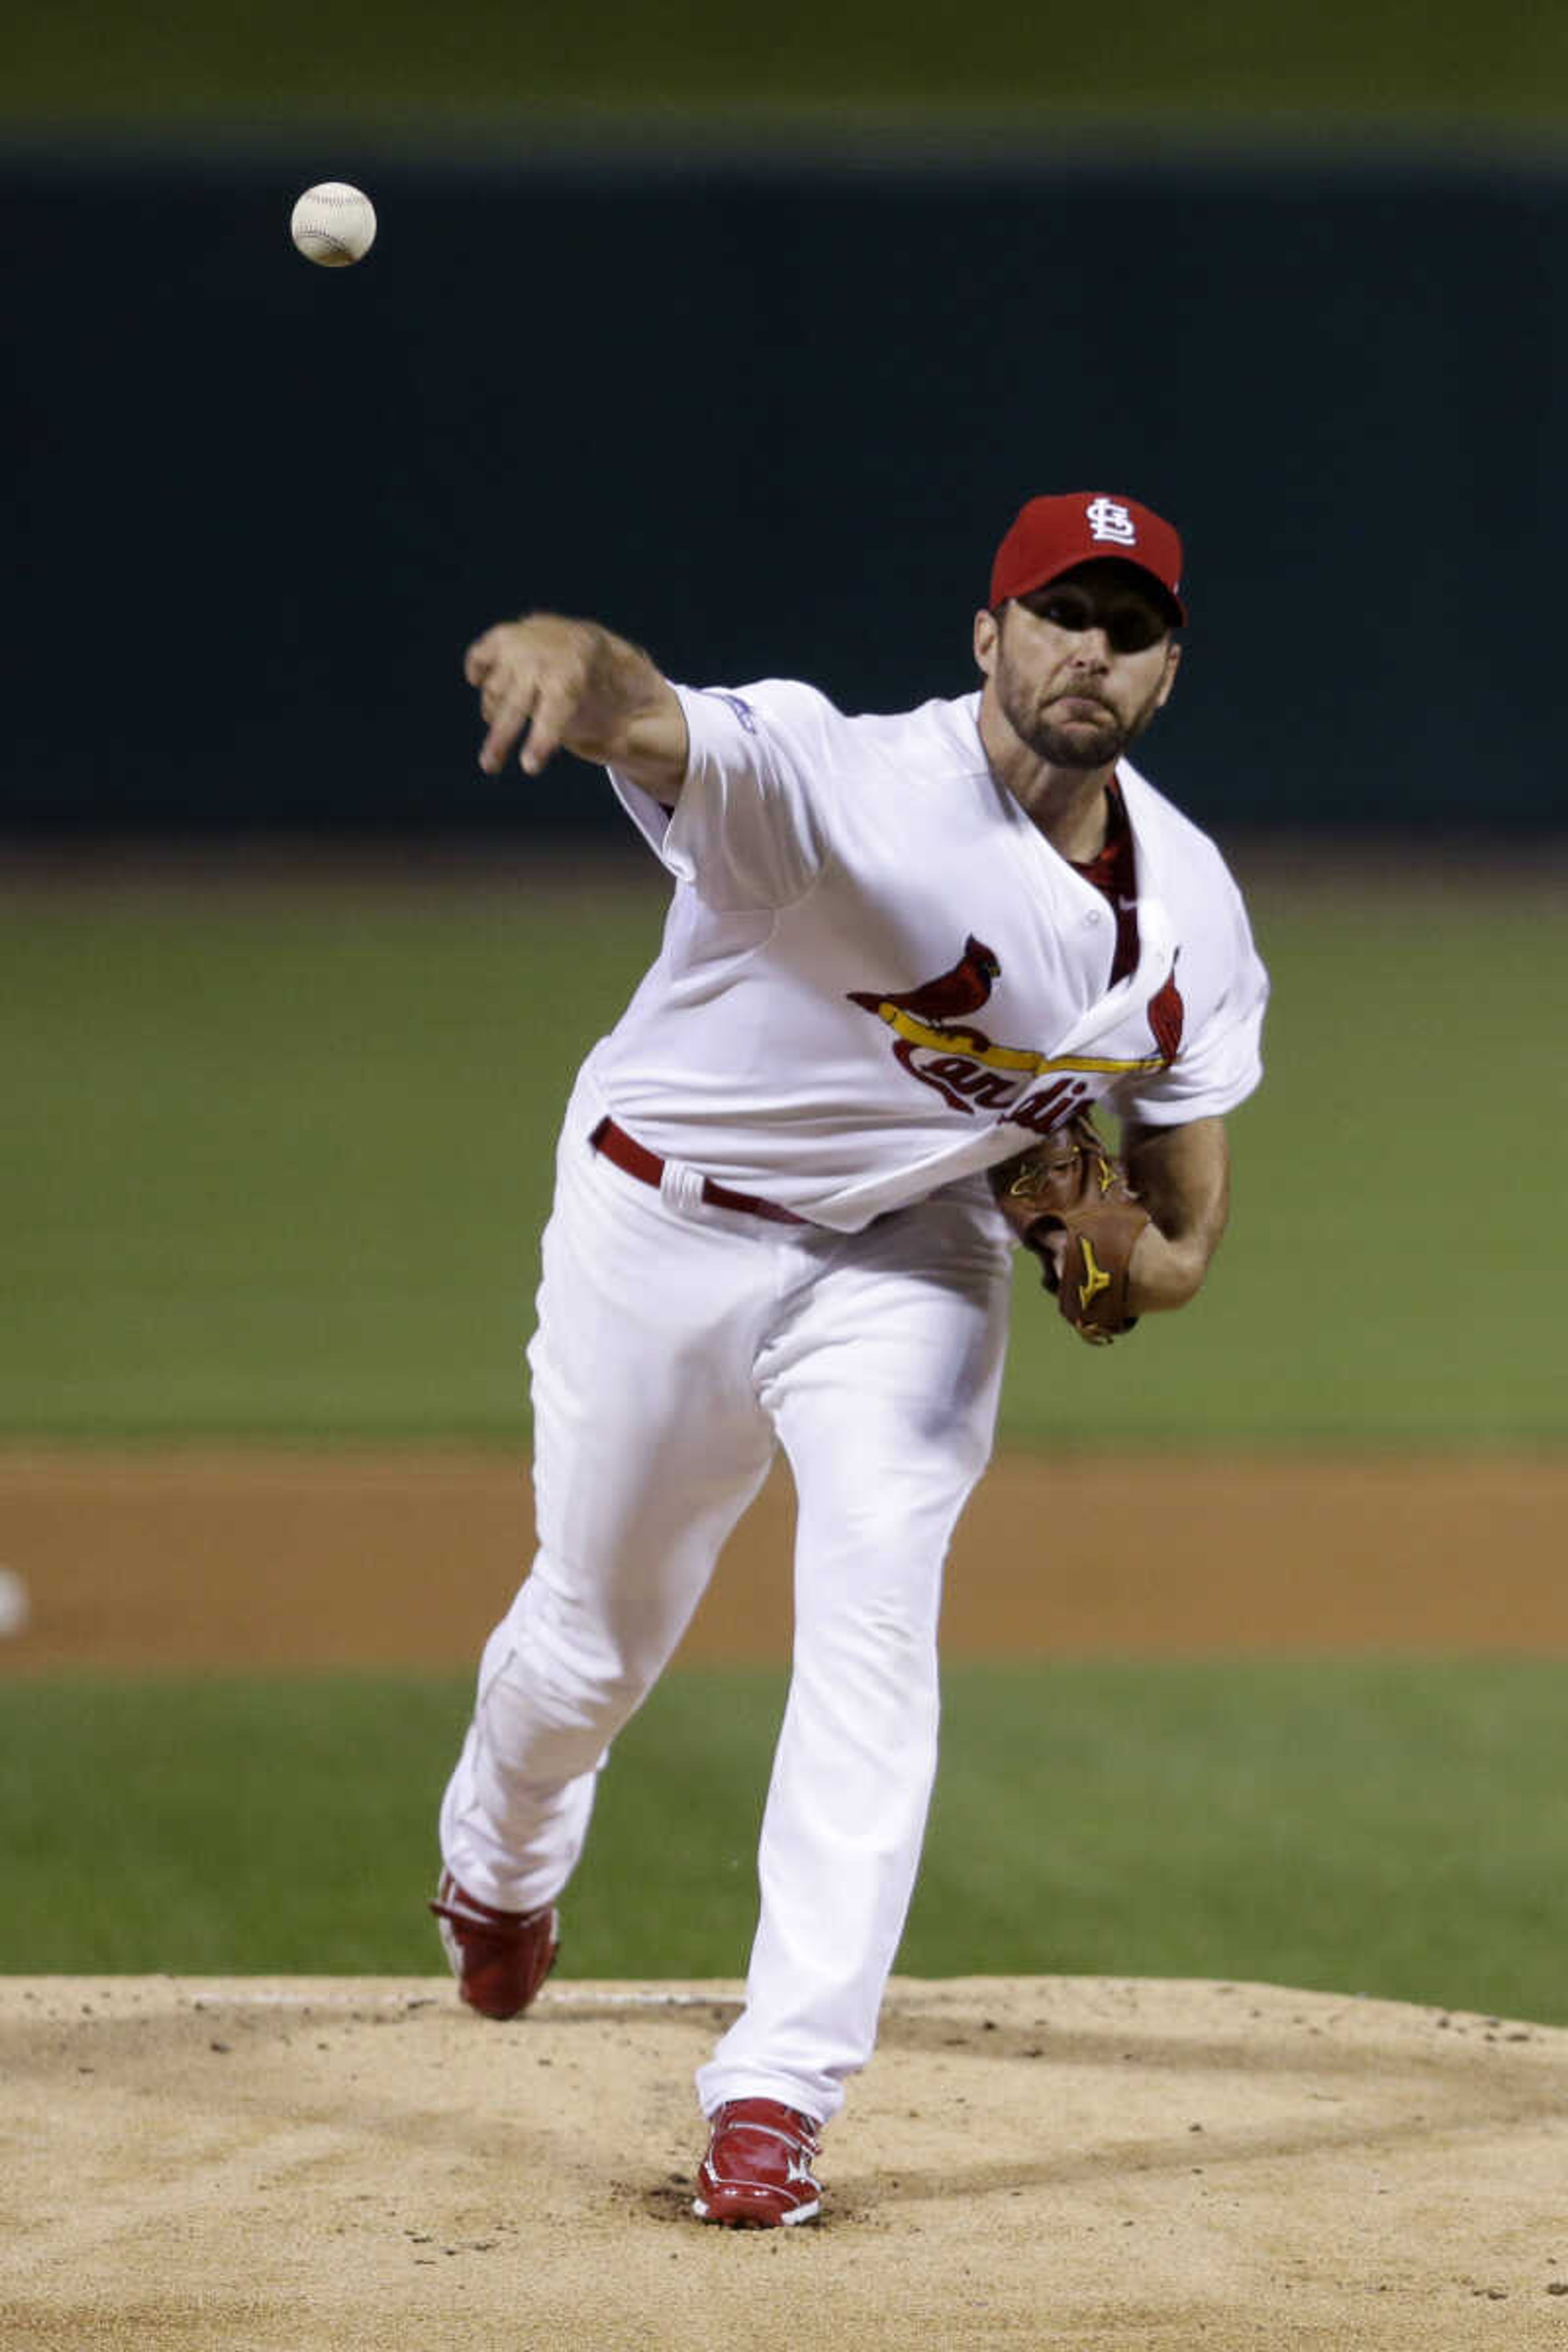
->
<box><xmin>463</xmin><ymin>612</ymin><xmax>689</xmax><ymax>791</ymax></box>
<box><xmin>464</xmin><ymin>614</ymin><xmax>609</xmax><ymax>777</ymax></box>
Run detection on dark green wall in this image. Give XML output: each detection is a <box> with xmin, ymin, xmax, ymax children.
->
<box><xmin>4</xmin><ymin>0</ymin><xmax>1567</xmax><ymax>118</ymax></box>
<box><xmin>4</xmin><ymin>140</ymin><xmax>1564</xmax><ymax>837</ymax></box>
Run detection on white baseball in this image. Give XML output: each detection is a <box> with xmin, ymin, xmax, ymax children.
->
<box><xmin>0</xmin><ymin>1568</ymin><xmax>31</xmax><ymax>1639</ymax></box>
<box><xmin>290</xmin><ymin>181</ymin><xmax>377</xmax><ymax>268</ymax></box>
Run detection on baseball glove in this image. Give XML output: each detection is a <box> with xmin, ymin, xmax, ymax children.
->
<box><xmin>989</xmin><ymin>1113</ymin><xmax>1150</xmax><ymax>1345</ymax></box>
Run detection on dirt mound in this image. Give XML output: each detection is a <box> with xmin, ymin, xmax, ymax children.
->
<box><xmin>5</xmin><ymin>1973</ymin><xmax>1567</xmax><ymax>2349</ymax></box>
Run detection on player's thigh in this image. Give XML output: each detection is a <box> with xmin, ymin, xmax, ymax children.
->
<box><xmin>529</xmin><ymin>1131</ymin><xmax>778</xmax><ymax>1599</ymax></box>
<box><xmin>766</xmin><ymin>1196</ymin><xmax>1012</xmax><ymax>1626</ymax></box>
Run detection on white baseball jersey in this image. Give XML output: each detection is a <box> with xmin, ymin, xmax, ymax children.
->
<box><xmin>587</xmin><ymin>679</ymin><xmax>1268</xmax><ymax>1229</ymax></box>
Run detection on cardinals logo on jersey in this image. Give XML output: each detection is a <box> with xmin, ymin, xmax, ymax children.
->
<box><xmin>1147</xmin><ymin>958</ymin><xmax>1185</xmax><ymax>1062</ymax></box>
<box><xmin>848</xmin><ymin>935</ymin><xmax>1184</xmax><ymax>1129</ymax></box>
<box><xmin>847</xmin><ymin>935</ymin><xmax>1002</xmax><ymax>1095</ymax></box>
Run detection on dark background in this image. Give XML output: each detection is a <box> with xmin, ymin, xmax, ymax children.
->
<box><xmin>3</xmin><ymin>138</ymin><xmax>1564</xmax><ymax>842</ymax></box>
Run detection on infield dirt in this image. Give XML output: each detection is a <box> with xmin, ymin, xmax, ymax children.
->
<box><xmin>4</xmin><ymin>1447</ymin><xmax>1568</xmax><ymax>2348</ymax></box>
<box><xmin>2</xmin><ymin>1448</ymin><xmax>1567</xmax><ymax>1671</ymax></box>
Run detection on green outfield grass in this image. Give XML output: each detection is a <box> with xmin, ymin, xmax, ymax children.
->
<box><xmin>1</xmin><ymin>866</ymin><xmax>1562</xmax><ymax>1452</ymax></box>
<box><xmin>6</xmin><ymin>1659</ymin><xmax>1567</xmax><ymax>2025</ymax></box>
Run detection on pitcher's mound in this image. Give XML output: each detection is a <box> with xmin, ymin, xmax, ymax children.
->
<box><xmin>4</xmin><ymin>1973</ymin><xmax>1566</xmax><ymax>2349</ymax></box>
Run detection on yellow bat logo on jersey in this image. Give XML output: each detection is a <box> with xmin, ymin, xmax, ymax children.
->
<box><xmin>846</xmin><ymin>933</ymin><xmax>1183</xmax><ymax>1130</ymax></box>
<box><xmin>863</xmin><ymin>1001</ymin><xmax>1165</xmax><ymax>1082</ymax></box>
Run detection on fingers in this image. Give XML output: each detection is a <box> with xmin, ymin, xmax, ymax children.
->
<box><xmin>517</xmin><ymin>674</ymin><xmax>577</xmax><ymax>777</ymax></box>
<box><xmin>465</xmin><ymin>626</ymin><xmax>549</xmax><ymax>776</ymax></box>
<box><xmin>476</xmin><ymin>682</ymin><xmax>535</xmax><ymax>774</ymax></box>
<box><xmin>462</xmin><ymin>630</ymin><xmax>498</xmax><ymax>688</ymax></box>
<box><xmin>463</xmin><ymin>619</ymin><xmax>591</xmax><ymax>777</ymax></box>
<box><xmin>479</xmin><ymin>677</ymin><xmax>539</xmax><ymax>777</ymax></box>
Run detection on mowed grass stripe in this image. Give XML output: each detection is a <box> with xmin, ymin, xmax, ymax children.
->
<box><xmin>3</xmin><ymin>874</ymin><xmax>1566</xmax><ymax>1449</ymax></box>
<box><xmin>6</xmin><ymin>1659</ymin><xmax>1567</xmax><ymax>2027</ymax></box>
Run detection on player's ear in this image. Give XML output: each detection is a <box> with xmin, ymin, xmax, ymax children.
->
<box><xmin>1154</xmin><ymin>637</ymin><xmax>1182</xmax><ymax>707</ymax></box>
<box><xmin>973</xmin><ymin>606</ymin><xmax>999</xmax><ymax>677</ymax></box>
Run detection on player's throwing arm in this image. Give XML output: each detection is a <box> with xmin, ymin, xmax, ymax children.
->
<box><xmin>464</xmin><ymin>613</ymin><xmax>688</xmax><ymax>791</ymax></box>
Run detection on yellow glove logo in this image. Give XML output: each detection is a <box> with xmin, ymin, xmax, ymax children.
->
<box><xmin>1077</xmin><ymin>1237</ymin><xmax>1112</xmax><ymax>1314</ymax></box>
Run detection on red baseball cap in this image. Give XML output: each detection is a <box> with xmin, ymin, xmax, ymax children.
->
<box><xmin>989</xmin><ymin>492</ymin><xmax>1186</xmax><ymax>625</ymax></box>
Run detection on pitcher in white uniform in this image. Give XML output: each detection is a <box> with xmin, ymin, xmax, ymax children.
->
<box><xmin>431</xmin><ymin>492</ymin><xmax>1269</xmax><ymax>2228</ymax></box>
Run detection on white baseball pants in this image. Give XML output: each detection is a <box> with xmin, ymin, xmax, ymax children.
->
<box><xmin>439</xmin><ymin>1078</ymin><xmax>1012</xmax><ymax>2125</ymax></box>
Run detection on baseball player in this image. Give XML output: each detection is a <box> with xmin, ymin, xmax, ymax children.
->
<box><xmin>432</xmin><ymin>493</ymin><xmax>1268</xmax><ymax>2227</ymax></box>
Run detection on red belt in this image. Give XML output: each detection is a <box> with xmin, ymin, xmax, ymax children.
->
<box><xmin>590</xmin><ymin>1116</ymin><xmax>806</xmax><ymax>1226</ymax></box>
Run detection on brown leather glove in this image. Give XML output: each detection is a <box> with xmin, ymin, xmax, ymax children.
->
<box><xmin>989</xmin><ymin>1113</ymin><xmax>1151</xmax><ymax>1345</ymax></box>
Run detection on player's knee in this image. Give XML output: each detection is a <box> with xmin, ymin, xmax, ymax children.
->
<box><xmin>793</xmin><ymin>1601</ymin><xmax>940</xmax><ymax>1724</ymax></box>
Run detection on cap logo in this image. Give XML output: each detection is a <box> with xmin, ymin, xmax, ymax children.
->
<box><xmin>1085</xmin><ymin>496</ymin><xmax>1137</xmax><ymax>547</ymax></box>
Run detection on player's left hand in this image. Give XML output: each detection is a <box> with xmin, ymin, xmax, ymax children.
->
<box><xmin>989</xmin><ymin>1115</ymin><xmax>1150</xmax><ymax>1345</ymax></box>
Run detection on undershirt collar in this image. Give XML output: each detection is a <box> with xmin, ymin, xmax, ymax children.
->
<box><xmin>1069</xmin><ymin>775</ymin><xmax>1140</xmax><ymax>984</ymax></box>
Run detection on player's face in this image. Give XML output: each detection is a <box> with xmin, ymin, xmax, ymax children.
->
<box><xmin>975</xmin><ymin>561</ymin><xmax>1181</xmax><ymax>772</ymax></box>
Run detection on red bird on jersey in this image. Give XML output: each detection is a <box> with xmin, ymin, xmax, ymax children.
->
<box><xmin>848</xmin><ymin>935</ymin><xmax>1001</xmax><ymax>1032</ymax></box>
<box><xmin>848</xmin><ymin>935</ymin><xmax>1005</xmax><ymax>1111</ymax></box>
<box><xmin>1147</xmin><ymin>958</ymin><xmax>1185</xmax><ymax>1063</ymax></box>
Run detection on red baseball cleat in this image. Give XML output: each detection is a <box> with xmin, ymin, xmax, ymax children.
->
<box><xmin>428</xmin><ymin>1869</ymin><xmax>559</xmax><ymax>2020</ymax></box>
<box><xmin>693</xmin><ymin>2099</ymin><xmax>823</xmax><ymax>2227</ymax></box>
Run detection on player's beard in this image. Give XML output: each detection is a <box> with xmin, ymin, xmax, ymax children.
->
<box><xmin>996</xmin><ymin>664</ymin><xmax>1166</xmax><ymax>771</ymax></box>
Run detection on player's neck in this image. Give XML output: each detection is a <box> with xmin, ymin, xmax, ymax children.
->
<box><xmin>978</xmin><ymin>692</ymin><xmax>1115</xmax><ymax>860</ymax></box>
<box><xmin>998</xmin><ymin>757</ymin><xmax>1114</xmax><ymax>864</ymax></box>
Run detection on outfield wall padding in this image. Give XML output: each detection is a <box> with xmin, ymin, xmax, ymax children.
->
<box><xmin>4</xmin><ymin>140</ymin><xmax>1562</xmax><ymax>838</ymax></box>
